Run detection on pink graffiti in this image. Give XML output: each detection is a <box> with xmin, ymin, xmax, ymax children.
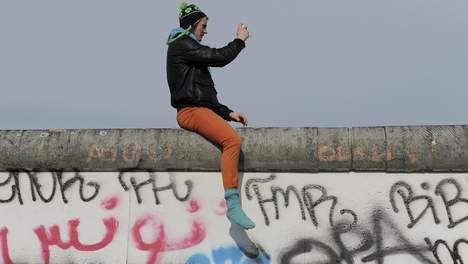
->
<box><xmin>101</xmin><ymin>195</ymin><xmax>120</xmax><ymax>210</ymax></box>
<box><xmin>132</xmin><ymin>215</ymin><xmax>206</xmax><ymax>264</ymax></box>
<box><xmin>213</xmin><ymin>199</ymin><xmax>227</xmax><ymax>215</ymax></box>
<box><xmin>0</xmin><ymin>228</ymin><xmax>12</xmax><ymax>264</ymax></box>
<box><xmin>186</xmin><ymin>198</ymin><xmax>200</xmax><ymax>213</ymax></box>
<box><xmin>34</xmin><ymin>217</ymin><xmax>119</xmax><ymax>264</ymax></box>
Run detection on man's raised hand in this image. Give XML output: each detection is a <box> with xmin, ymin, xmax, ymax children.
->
<box><xmin>236</xmin><ymin>23</ymin><xmax>250</xmax><ymax>42</ymax></box>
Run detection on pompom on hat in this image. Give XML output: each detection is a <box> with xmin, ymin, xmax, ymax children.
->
<box><xmin>179</xmin><ymin>2</ymin><xmax>207</xmax><ymax>30</ymax></box>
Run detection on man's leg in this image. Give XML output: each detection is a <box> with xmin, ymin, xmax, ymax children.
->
<box><xmin>177</xmin><ymin>106</ymin><xmax>240</xmax><ymax>189</ymax></box>
<box><xmin>177</xmin><ymin>107</ymin><xmax>255</xmax><ymax>229</ymax></box>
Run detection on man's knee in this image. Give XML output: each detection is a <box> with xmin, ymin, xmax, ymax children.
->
<box><xmin>224</xmin><ymin>135</ymin><xmax>242</xmax><ymax>148</ymax></box>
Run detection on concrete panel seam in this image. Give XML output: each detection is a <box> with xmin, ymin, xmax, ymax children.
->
<box><xmin>349</xmin><ymin>127</ymin><xmax>354</xmax><ymax>170</ymax></box>
<box><xmin>384</xmin><ymin>126</ymin><xmax>388</xmax><ymax>172</ymax></box>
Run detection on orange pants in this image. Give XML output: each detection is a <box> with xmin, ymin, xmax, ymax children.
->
<box><xmin>177</xmin><ymin>106</ymin><xmax>241</xmax><ymax>189</ymax></box>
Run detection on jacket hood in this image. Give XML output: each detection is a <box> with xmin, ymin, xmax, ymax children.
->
<box><xmin>166</xmin><ymin>27</ymin><xmax>199</xmax><ymax>45</ymax></box>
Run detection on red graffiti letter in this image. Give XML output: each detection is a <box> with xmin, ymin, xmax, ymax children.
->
<box><xmin>34</xmin><ymin>217</ymin><xmax>118</xmax><ymax>264</ymax></box>
<box><xmin>0</xmin><ymin>228</ymin><xmax>12</xmax><ymax>264</ymax></box>
<box><xmin>132</xmin><ymin>215</ymin><xmax>206</xmax><ymax>264</ymax></box>
<box><xmin>69</xmin><ymin>217</ymin><xmax>118</xmax><ymax>251</ymax></box>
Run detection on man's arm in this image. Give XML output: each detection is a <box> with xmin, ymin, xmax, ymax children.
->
<box><xmin>213</xmin><ymin>103</ymin><xmax>234</xmax><ymax>121</ymax></box>
<box><xmin>179</xmin><ymin>23</ymin><xmax>250</xmax><ymax>67</ymax></box>
<box><xmin>180</xmin><ymin>38</ymin><xmax>245</xmax><ymax>67</ymax></box>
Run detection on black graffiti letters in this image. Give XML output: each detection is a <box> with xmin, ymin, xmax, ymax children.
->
<box><xmin>390</xmin><ymin>178</ymin><xmax>468</xmax><ymax>229</ymax></box>
<box><xmin>279</xmin><ymin>209</ymin><xmax>435</xmax><ymax>264</ymax></box>
<box><xmin>0</xmin><ymin>171</ymin><xmax>191</xmax><ymax>205</ymax></box>
<box><xmin>56</xmin><ymin>172</ymin><xmax>100</xmax><ymax>203</ymax></box>
<box><xmin>361</xmin><ymin>209</ymin><xmax>435</xmax><ymax>264</ymax></box>
<box><xmin>0</xmin><ymin>172</ymin><xmax>22</xmax><ymax>204</ymax></box>
<box><xmin>390</xmin><ymin>181</ymin><xmax>440</xmax><ymax>228</ymax></box>
<box><xmin>435</xmin><ymin>178</ymin><xmax>468</xmax><ymax>229</ymax></box>
<box><xmin>0</xmin><ymin>172</ymin><xmax>100</xmax><ymax>205</ymax></box>
<box><xmin>245</xmin><ymin>174</ymin><xmax>306</xmax><ymax>226</ymax></box>
<box><xmin>303</xmin><ymin>184</ymin><xmax>333</xmax><ymax>227</ymax></box>
<box><xmin>279</xmin><ymin>238</ymin><xmax>341</xmax><ymax>264</ymax></box>
<box><xmin>332</xmin><ymin>222</ymin><xmax>374</xmax><ymax>264</ymax></box>
<box><xmin>425</xmin><ymin>237</ymin><xmax>468</xmax><ymax>264</ymax></box>
<box><xmin>118</xmin><ymin>172</ymin><xmax>192</xmax><ymax>205</ymax></box>
<box><xmin>245</xmin><ymin>174</ymin><xmax>358</xmax><ymax>229</ymax></box>
<box><xmin>28</xmin><ymin>171</ymin><xmax>57</xmax><ymax>203</ymax></box>
<box><xmin>303</xmin><ymin>184</ymin><xmax>358</xmax><ymax>232</ymax></box>
<box><xmin>245</xmin><ymin>174</ymin><xmax>280</xmax><ymax>226</ymax></box>
<box><xmin>29</xmin><ymin>172</ymin><xmax>100</xmax><ymax>204</ymax></box>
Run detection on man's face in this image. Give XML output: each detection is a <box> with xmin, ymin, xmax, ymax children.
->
<box><xmin>194</xmin><ymin>17</ymin><xmax>208</xmax><ymax>42</ymax></box>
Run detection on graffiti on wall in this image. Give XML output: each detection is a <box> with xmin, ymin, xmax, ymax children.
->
<box><xmin>0</xmin><ymin>171</ymin><xmax>467</xmax><ymax>263</ymax></box>
<box><xmin>0</xmin><ymin>171</ymin><xmax>212</xmax><ymax>264</ymax></box>
<box><xmin>244</xmin><ymin>174</ymin><xmax>468</xmax><ymax>264</ymax></box>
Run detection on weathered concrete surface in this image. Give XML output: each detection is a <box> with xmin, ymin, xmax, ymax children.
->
<box><xmin>1</xmin><ymin>126</ymin><xmax>468</xmax><ymax>172</ymax></box>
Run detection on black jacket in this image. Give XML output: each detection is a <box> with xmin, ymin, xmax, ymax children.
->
<box><xmin>166</xmin><ymin>35</ymin><xmax>245</xmax><ymax>121</ymax></box>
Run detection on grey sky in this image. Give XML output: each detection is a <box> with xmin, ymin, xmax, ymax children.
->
<box><xmin>1</xmin><ymin>1</ymin><xmax>467</xmax><ymax>129</ymax></box>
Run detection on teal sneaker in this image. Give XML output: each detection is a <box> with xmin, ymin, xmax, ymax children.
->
<box><xmin>224</xmin><ymin>188</ymin><xmax>256</xmax><ymax>229</ymax></box>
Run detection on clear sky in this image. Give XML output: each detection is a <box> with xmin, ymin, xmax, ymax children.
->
<box><xmin>1</xmin><ymin>1</ymin><xmax>467</xmax><ymax>129</ymax></box>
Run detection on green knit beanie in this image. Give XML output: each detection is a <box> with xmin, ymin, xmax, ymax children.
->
<box><xmin>179</xmin><ymin>2</ymin><xmax>207</xmax><ymax>30</ymax></box>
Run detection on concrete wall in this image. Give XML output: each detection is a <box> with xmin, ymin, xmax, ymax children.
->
<box><xmin>1</xmin><ymin>126</ymin><xmax>468</xmax><ymax>263</ymax></box>
<box><xmin>2</xmin><ymin>126</ymin><xmax>468</xmax><ymax>172</ymax></box>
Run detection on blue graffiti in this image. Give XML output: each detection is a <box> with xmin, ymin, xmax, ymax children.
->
<box><xmin>186</xmin><ymin>245</ymin><xmax>270</xmax><ymax>264</ymax></box>
<box><xmin>186</xmin><ymin>254</ymin><xmax>211</xmax><ymax>264</ymax></box>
